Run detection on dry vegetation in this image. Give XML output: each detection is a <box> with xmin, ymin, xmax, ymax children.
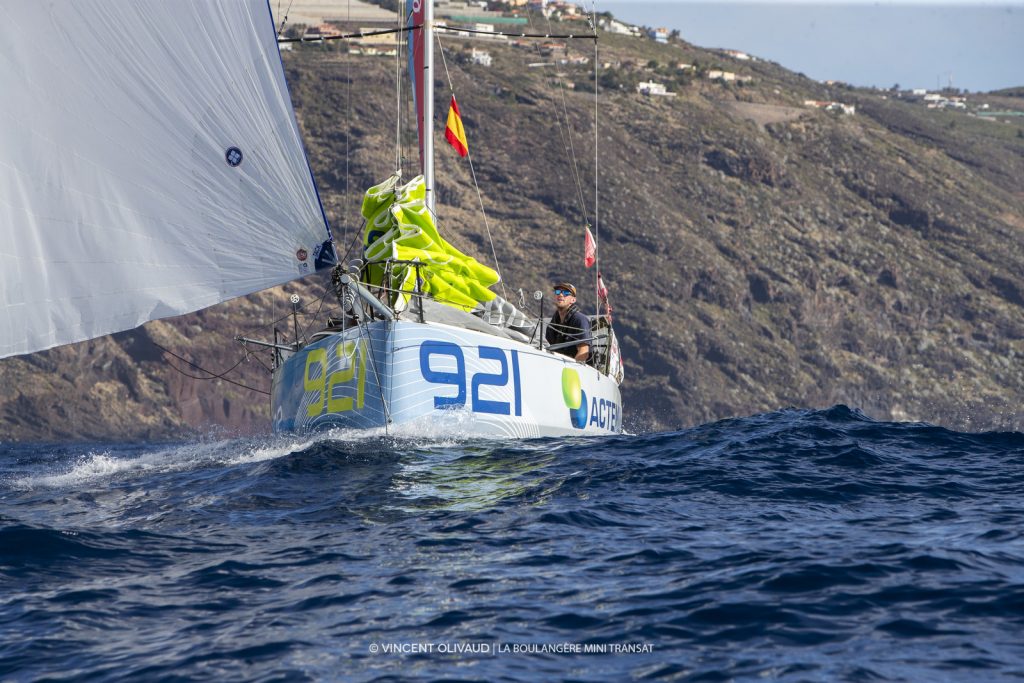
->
<box><xmin>2</xmin><ymin>26</ymin><xmax>1023</xmax><ymax>439</ymax></box>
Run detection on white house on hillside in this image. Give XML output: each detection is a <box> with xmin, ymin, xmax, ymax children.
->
<box><xmin>637</xmin><ymin>80</ymin><xmax>676</xmax><ymax>97</ymax></box>
<box><xmin>599</xmin><ymin>18</ymin><xmax>640</xmax><ymax>36</ymax></box>
<box><xmin>470</xmin><ymin>48</ymin><xmax>492</xmax><ymax>66</ymax></box>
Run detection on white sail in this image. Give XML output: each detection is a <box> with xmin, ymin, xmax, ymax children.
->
<box><xmin>0</xmin><ymin>0</ymin><xmax>333</xmax><ymax>359</ymax></box>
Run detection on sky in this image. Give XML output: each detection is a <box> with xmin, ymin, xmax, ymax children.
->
<box><xmin>600</xmin><ymin>1</ymin><xmax>1024</xmax><ymax>92</ymax></box>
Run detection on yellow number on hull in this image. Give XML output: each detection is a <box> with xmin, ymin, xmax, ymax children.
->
<box><xmin>304</xmin><ymin>339</ymin><xmax>368</xmax><ymax>417</ymax></box>
<box><xmin>304</xmin><ymin>349</ymin><xmax>328</xmax><ymax>417</ymax></box>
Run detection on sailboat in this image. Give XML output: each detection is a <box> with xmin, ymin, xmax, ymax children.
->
<box><xmin>0</xmin><ymin>0</ymin><xmax>623</xmax><ymax>438</ymax></box>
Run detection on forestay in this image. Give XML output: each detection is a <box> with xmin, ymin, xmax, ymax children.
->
<box><xmin>0</xmin><ymin>0</ymin><xmax>333</xmax><ymax>359</ymax></box>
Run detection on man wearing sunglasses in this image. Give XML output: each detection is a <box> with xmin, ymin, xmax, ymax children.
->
<box><xmin>546</xmin><ymin>281</ymin><xmax>591</xmax><ymax>363</ymax></box>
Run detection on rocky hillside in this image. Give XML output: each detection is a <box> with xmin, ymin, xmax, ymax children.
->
<box><xmin>2</xmin><ymin>23</ymin><xmax>1022</xmax><ymax>440</ymax></box>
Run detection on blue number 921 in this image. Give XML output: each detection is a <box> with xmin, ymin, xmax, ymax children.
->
<box><xmin>419</xmin><ymin>341</ymin><xmax>522</xmax><ymax>416</ymax></box>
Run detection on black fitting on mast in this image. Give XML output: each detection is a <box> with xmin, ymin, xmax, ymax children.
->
<box><xmin>290</xmin><ymin>294</ymin><xmax>302</xmax><ymax>350</ymax></box>
<box><xmin>535</xmin><ymin>290</ymin><xmax>545</xmax><ymax>350</ymax></box>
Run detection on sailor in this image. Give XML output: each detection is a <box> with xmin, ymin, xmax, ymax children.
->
<box><xmin>546</xmin><ymin>282</ymin><xmax>591</xmax><ymax>363</ymax></box>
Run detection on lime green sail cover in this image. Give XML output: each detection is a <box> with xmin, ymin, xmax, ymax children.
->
<box><xmin>361</xmin><ymin>174</ymin><xmax>499</xmax><ymax>311</ymax></box>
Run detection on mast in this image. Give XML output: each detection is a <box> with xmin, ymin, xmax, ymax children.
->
<box><xmin>423</xmin><ymin>0</ymin><xmax>435</xmax><ymax>215</ymax></box>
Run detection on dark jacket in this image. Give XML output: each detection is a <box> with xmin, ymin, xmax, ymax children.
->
<box><xmin>546</xmin><ymin>303</ymin><xmax>591</xmax><ymax>358</ymax></box>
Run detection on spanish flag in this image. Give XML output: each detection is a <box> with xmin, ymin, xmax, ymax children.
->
<box><xmin>444</xmin><ymin>95</ymin><xmax>469</xmax><ymax>157</ymax></box>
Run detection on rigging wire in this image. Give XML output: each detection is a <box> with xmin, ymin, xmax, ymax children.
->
<box><xmin>436</xmin><ymin>25</ymin><xmax>597</xmax><ymax>41</ymax></box>
<box><xmin>151</xmin><ymin>341</ymin><xmax>271</xmax><ymax>396</ymax></box>
<box><xmin>274</xmin><ymin>25</ymin><xmax>599</xmax><ymax>45</ymax></box>
<box><xmin>357</xmin><ymin>316</ymin><xmax>392</xmax><ymax>429</ymax></box>
<box><xmin>148</xmin><ymin>10</ymin><xmax>420</xmax><ymax>402</ymax></box>
<box><xmin>277</xmin><ymin>25</ymin><xmax>419</xmax><ymax>44</ymax></box>
<box><xmin>395</xmin><ymin>1</ymin><xmax>405</xmax><ymax>173</ymax></box>
<box><xmin>515</xmin><ymin>2</ymin><xmax>606</xmax><ymax>319</ymax></box>
<box><xmin>590</xmin><ymin>2</ymin><xmax>602</xmax><ymax>319</ymax></box>
<box><xmin>239</xmin><ymin>293</ymin><xmax>327</xmax><ymax>337</ymax></box>
<box><xmin>533</xmin><ymin>6</ymin><xmax>592</xmax><ymax>229</ymax></box>
<box><xmin>338</xmin><ymin>218</ymin><xmax>369</xmax><ymax>265</ymax></box>
<box><xmin>344</xmin><ymin>0</ymin><xmax>353</xmax><ymax>248</ymax></box>
<box><xmin>244</xmin><ymin>348</ymin><xmax>275</xmax><ymax>375</ymax></box>
<box><xmin>240</xmin><ymin>226</ymin><xmax>366</xmax><ymax>349</ymax></box>
<box><xmin>157</xmin><ymin>11</ymin><xmax>610</xmax><ymax>402</ymax></box>
<box><xmin>300</xmin><ymin>285</ymin><xmax>335</xmax><ymax>341</ymax></box>
<box><xmin>275</xmin><ymin>0</ymin><xmax>295</xmax><ymax>38</ymax></box>
<box><xmin>140</xmin><ymin>289</ymin><xmax>331</xmax><ymax>398</ymax></box>
<box><xmin>434</xmin><ymin>32</ymin><xmax>508</xmax><ymax>301</ymax></box>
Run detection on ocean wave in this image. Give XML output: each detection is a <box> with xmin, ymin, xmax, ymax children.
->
<box><xmin>2</xmin><ymin>406</ymin><xmax>1024</xmax><ymax>681</ymax></box>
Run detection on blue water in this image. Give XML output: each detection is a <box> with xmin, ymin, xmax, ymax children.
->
<box><xmin>2</xmin><ymin>406</ymin><xmax>1023</xmax><ymax>681</ymax></box>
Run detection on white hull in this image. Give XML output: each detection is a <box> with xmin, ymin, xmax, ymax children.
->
<box><xmin>271</xmin><ymin>320</ymin><xmax>622</xmax><ymax>438</ymax></box>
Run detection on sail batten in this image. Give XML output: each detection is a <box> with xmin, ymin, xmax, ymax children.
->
<box><xmin>0</xmin><ymin>0</ymin><xmax>333</xmax><ymax>359</ymax></box>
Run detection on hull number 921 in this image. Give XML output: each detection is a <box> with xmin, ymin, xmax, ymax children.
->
<box><xmin>419</xmin><ymin>341</ymin><xmax>522</xmax><ymax>415</ymax></box>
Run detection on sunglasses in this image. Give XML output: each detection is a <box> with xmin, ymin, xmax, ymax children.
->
<box><xmin>553</xmin><ymin>288</ymin><xmax>573</xmax><ymax>296</ymax></box>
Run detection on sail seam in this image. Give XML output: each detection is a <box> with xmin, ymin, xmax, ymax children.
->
<box><xmin>263</xmin><ymin>0</ymin><xmax>334</xmax><ymax>249</ymax></box>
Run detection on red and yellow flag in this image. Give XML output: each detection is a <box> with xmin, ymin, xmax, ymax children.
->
<box><xmin>444</xmin><ymin>95</ymin><xmax>469</xmax><ymax>157</ymax></box>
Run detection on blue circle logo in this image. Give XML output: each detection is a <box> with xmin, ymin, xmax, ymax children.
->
<box><xmin>225</xmin><ymin>147</ymin><xmax>243</xmax><ymax>167</ymax></box>
<box><xmin>570</xmin><ymin>390</ymin><xmax>588</xmax><ymax>429</ymax></box>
